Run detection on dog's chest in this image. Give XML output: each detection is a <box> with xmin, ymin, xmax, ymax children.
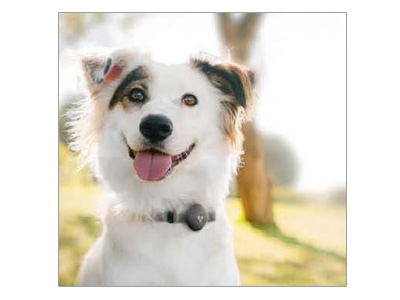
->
<box><xmin>102</xmin><ymin>219</ymin><xmax>238</xmax><ymax>286</ymax></box>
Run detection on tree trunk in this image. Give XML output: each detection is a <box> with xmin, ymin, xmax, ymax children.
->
<box><xmin>217</xmin><ymin>13</ymin><xmax>274</xmax><ymax>225</ymax></box>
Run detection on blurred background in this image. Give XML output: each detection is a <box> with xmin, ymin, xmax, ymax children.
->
<box><xmin>59</xmin><ymin>13</ymin><xmax>346</xmax><ymax>286</ymax></box>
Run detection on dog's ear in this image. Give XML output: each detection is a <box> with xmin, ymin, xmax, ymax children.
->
<box><xmin>80</xmin><ymin>54</ymin><xmax>124</xmax><ymax>94</ymax></box>
<box><xmin>190</xmin><ymin>58</ymin><xmax>255</xmax><ymax>112</ymax></box>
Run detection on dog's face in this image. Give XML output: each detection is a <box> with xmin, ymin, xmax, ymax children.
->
<box><xmin>73</xmin><ymin>49</ymin><xmax>253</xmax><ymax>209</ymax></box>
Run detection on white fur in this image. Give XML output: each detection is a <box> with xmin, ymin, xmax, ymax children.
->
<box><xmin>75</xmin><ymin>49</ymin><xmax>241</xmax><ymax>286</ymax></box>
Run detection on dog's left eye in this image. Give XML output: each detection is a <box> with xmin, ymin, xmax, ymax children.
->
<box><xmin>127</xmin><ymin>88</ymin><xmax>146</xmax><ymax>103</ymax></box>
<box><xmin>182</xmin><ymin>94</ymin><xmax>198</xmax><ymax>106</ymax></box>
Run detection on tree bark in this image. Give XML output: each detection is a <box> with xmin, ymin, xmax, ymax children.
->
<box><xmin>217</xmin><ymin>13</ymin><xmax>274</xmax><ymax>225</ymax></box>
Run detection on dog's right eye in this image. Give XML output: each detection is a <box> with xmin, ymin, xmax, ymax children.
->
<box><xmin>126</xmin><ymin>88</ymin><xmax>146</xmax><ymax>103</ymax></box>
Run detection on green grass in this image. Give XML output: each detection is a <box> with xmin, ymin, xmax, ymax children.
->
<box><xmin>59</xmin><ymin>184</ymin><xmax>346</xmax><ymax>286</ymax></box>
<box><xmin>59</xmin><ymin>184</ymin><xmax>101</xmax><ymax>286</ymax></box>
<box><xmin>227</xmin><ymin>200</ymin><xmax>346</xmax><ymax>286</ymax></box>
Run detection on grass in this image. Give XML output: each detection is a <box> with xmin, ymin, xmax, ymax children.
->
<box><xmin>228</xmin><ymin>200</ymin><xmax>346</xmax><ymax>286</ymax></box>
<box><xmin>59</xmin><ymin>183</ymin><xmax>346</xmax><ymax>286</ymax></box>
<box><xmin>59</xmin><ymin>184</ymin><xmax>101</xmax><ymax>286</ymax></box>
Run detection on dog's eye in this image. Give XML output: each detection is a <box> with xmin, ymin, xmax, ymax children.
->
<box><xmin>127</xmin><ymin>88</ymin><xmax>145</xmax><ymax>103</ymax></box>
<box><xmin>182</xmin><ymin>94</ymin><xmax>198</xmax><ymax>107</ymax></box>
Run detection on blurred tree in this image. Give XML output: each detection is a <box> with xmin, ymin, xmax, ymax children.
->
<box><xmin>217</xmin><ymin>13</ymin><xmax>275</xmax><ymax>226</ymax></box>
<box><xmin>263</xmin><ymin>135</ymin><xmax>299</xmax><ymax>187</ymax></box>
<box><xmin>328</xmin><ymin>186</ymin><xmax>347</xmax><ymax>205</ymax></box>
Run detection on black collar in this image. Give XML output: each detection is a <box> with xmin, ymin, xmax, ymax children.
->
<box><xmin>154</xmin><ymin>204</ymin><xmax>215</xmax><ymax>232</ymax></box>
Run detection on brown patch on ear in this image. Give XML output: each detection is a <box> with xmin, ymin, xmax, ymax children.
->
<box><xmin>190</xmin><ymin>58</ymin><xmax>254</xmax><ymax>110</ymax></box>
<box><xmin>190</xmin><ymin>58</ymin><xmax>254</xmax><ymax>150</ymax></box>
<box><xmin>81</xmin><ymin>55</ymin><xmax>126</xmax><ymax>95</ymax></box>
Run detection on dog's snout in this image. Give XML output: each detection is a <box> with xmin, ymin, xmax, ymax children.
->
<box><xmin>139</xmin><ymin>114</ymin><xmax>173</xmax><ymax>142</ymax></box>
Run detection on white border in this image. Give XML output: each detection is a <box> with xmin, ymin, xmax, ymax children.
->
<box><xmin>1</xmin><ymin>0</ymin><xmax>400</xmax><ymax>299</ymax></box>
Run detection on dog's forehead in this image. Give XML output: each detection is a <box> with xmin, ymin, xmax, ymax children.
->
<box><xmin>146</xmin><ymin>61</ymin><xmax>208</xmax><ymax>91</ymax></box>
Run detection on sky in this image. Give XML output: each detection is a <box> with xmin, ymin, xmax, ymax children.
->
<box><xmin>59</xmin><ymin>13</ymin><xmax>346</xmax><ymax>192</ymax></box>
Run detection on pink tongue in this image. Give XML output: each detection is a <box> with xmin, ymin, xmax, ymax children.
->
<box><xmin>133</xmin><ymin>152</ymin><xmax>172</xmax><ymax>181</ymax></box>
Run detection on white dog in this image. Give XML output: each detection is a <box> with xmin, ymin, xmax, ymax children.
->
<box><xmin>72</xmin><ymin>48</ymin><xmax>254</xmax><ymax>286</ymax></box>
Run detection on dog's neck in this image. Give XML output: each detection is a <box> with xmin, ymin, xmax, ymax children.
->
<box><xmin>103</xmin><ymin>183</ymin><xmax>227</xmax><ymax>218</ymax></box>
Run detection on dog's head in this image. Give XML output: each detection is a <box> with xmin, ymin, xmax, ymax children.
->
<box><xmin>71</xmin><ymin>49</ymin><xmax>254</xmax><ymax>209</ymax></box>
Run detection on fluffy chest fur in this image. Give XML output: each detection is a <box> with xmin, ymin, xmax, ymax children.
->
<box><xmin>79</xmin><ymin>210</ymin><xmax>239</xmax><ymax>286</ymax></box>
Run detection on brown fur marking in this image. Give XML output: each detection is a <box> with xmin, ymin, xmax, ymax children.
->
<box><xmin>190</xmin><ymin>58</ymin><xmax>254</xmax><ymax>151</ymax></box>
<box><xmin>109</xmin><ymin>66</ymin><xmax>149</xmax><ymax>110</ymax></box>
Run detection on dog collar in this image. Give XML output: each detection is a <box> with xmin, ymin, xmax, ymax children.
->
<box><xmin>154</xmin><ymin>204</ymin><xmax>215</xmax><ymax>232</ymax></box>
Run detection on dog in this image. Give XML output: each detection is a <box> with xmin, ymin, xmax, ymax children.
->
<box><xmin>71</xmin><ymin>48</ymin><xmax>254</xmax><ymax>286</ymax></box>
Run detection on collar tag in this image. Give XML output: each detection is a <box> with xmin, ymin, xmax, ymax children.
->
<box><xmin>185</xmin><ymin>204</ymin><xmax>208</xmax><ymax>231</ymax></box>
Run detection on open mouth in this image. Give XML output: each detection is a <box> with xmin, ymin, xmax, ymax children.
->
<box><xmin>125</xmin><ymin>141</ymin><xmax>195</xmax><ymax>181</ymax></box>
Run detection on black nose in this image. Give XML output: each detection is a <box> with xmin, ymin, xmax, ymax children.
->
<box><xmin>139</xmin><ymin>114</ymin><xmax>173</xmax><ymax>142</ymax></box>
